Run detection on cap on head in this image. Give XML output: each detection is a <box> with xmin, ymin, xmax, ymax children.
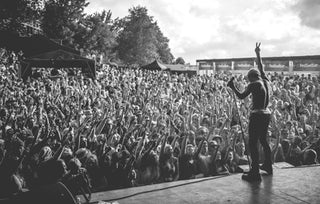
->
<box><xmin>247</xmin><ymin>68</ymin><xmax>260</xmax><ymax>79</ymax></box>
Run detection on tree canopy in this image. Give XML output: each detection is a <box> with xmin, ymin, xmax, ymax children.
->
<box><xmin>0</xmin><ymin>0</ymin><xmax>43</xmax><ymax>34</ymax></box>
<box><xmin>1</xmin><ymin>2</ymin><xmax>175</xmax><ymax>65</ymax></box>
<box><xmin>42</xmin><ymin>0</ymin><xmax>89</xmax><ymax>47</ymax></box>
<box><xmin>116</xmin><ymin>6</ymin><xmax>174</xmax><ymax>66</ymax></box>
<box><xmin>175</xmin><ymin>57</ymin><xmax>186</xmax><ymax>65</ymax></box>
<box><xmin>73</xmin><ymin>10</ymin><xmax>118</xmax><ymax>58</ymax></box>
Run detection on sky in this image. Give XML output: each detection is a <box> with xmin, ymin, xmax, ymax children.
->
<box><xmin>85</xmin><ymin>0</ymin><xmax>320</xmax><ymax>64</ymax></box>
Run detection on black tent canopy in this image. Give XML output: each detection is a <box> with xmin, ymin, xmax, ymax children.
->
<box><xmin>21</xmin><ymin>49</ymin><xmax>95</xmax><ymax>80</ymax></box>
<box><xmin>0</xmin><ymin>32</ymin><xmax>95</xmax><ymax>79</ymax></box>
<box><xmin>141</xmin><ymin>60</ymin><xmax>169</xmax><ymax>71</ymax></box>
<box><xmin>0</xmin><ymin>32</ymin><xmax>80</xmax><ymax>57</ymax></box>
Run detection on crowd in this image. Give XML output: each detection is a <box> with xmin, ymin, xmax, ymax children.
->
<box><xmin>0</xmin><ymin>47</ymin><xmax>319</xmax><ymax>200</ymax></box>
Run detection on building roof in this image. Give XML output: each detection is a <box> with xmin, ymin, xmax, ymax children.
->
<box><xmin>196</xmin><ymin>55</ymin><xmax>320</xmax><ymax>62</ymax></box>
<box><xmin>164</xmin><ymin>64</ymin><xmax>185</xmax><ymax>71</ymax></box>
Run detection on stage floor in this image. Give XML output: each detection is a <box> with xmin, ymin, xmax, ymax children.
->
<box><xmin>88</xmin><ymin>164</ymin><xmax>320</xmax><ymax>204</ymax></box>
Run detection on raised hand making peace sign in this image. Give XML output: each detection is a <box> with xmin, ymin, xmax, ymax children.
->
<box><xmin>255</xmin><ymin>42</ymin><xmax>261</xmax><ymax>53</ymax></box>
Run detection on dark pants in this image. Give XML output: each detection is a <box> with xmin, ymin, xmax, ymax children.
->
<box><xmin>248</xmin><ymin>112</ymin><xmax>271</xmax><ymax>173</ymax></box>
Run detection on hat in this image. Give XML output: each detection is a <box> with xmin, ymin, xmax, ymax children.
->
<box><xmin>198</xmin><ymin>127</ymin><xmax>209</xmax><ymax>135</ymax></box>
<box><xmin>209</xmin><ymin>140</ymin><xmax>218</xmax><ymax>146</ymax></box>
<box><xmin>212</xmin><ymin>135</ymin><xmax>222</xmax><ymax>142</ymax></box>
<box><xmin>247</xmin><ymin>68</ymin><xmax>260</xmax><ymax>78</ymax></box>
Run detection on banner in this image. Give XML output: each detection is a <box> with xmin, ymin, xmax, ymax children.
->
<box><xmin>234</xmin><ymin>60</ymin><xmax>254</xmax><ymax>70</ymax></box>
<box><xmin>293</xmin><ymin>59</ymin><xmax>320</xmax><ymax>72</ymax></box>
<box><xmin>198</xmin><ymin>62</ymin><xmax>213</xmax><ymax>70</ymax></box>
<box><xmin>215</xmin><ymin>61</ymin><xmax>232</xmax><ymax>71</ymax></box>
<box><xmin>263</xmin><ymin>60</ymin><xmax>289</xmax><ymax>72</ymax></box>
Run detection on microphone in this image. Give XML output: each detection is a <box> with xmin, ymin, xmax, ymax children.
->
<box><xmin>227</xmin><ymin>77</ymin><xmax>235</xmax><ymax>88</ymax></box>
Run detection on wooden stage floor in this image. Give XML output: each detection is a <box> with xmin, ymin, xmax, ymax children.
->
<box><xmin>87</xmin><ymin>164</ymin><xmax>320</xmax><ymax>204</ymax></box>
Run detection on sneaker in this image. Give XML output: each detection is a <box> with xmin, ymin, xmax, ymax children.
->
<box><xmin>241</xmin><ymin>172</ymin><xmax>261</xmax><ymax>182</ymax></box>
<box><xmin>259</xmin><ymin>164</ymin><xmax>273</xmax><ymax>175</ymax></box>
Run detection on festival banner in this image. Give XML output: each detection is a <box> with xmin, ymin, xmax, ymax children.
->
<box><xmin>263</xmin><ymin>60</ymin><xmax>289</xmax><ymax>72</ymax></box>
<box><xmin>292</xmin><ymin>59</ymin><xmax>320</xmax><ymax>72</ymax></box>
<box><xmin>215</xmin><ymin>61</ymin><xmax>232</xmax><ymax>71</ymax></box>
<box><xmin>234</xmin><ymin>60</ymin><xmax>254</xmax><ymax>70</ymax></box>
<box><xmin>198</xmin><ymin>62</ymin><xmax>213</xmax><ymax>70</ymax></box>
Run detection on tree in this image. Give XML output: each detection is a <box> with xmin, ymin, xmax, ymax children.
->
<box><xmin>73</xmin><ymin>10</ymin><xmax>118</xmax><ymax>59</ymax></box>
<box><xmin>116</xmin><ymin>6</ymin><xmax>174</xmax><ymax>66</ymax></box>
<box><xmin>0</xmin><ymin>0</ymin><xmax>43</xmax><ymax>35</ymax></box>
<box><xmin>175</xmin><ymin>57</ymin><xmax>185</xmax><ymax>65</ymax></box>
<box><xmin>154</xmin><ymin>23</ymin><xmax>174</xmax><ymax>64</ymax></box>
<box><xmin>42</xmin><ymin>0</ymin><xmax>89</xmax><ymax>47</ymax></box>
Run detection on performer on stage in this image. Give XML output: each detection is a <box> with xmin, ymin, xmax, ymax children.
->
<box><xmin>227</xmin><ymin>43</ymin><xmax>272</xmax><ymax>182</ymax></box>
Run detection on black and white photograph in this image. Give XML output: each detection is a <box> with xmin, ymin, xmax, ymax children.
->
<box><xmin>0</xmin><ymin>0</ymin><xmax>320</xmax><ymax>203</ymax></box>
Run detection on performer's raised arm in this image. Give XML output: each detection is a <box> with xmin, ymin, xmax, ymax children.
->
<box><xmin>255</xmin><ymin>42</ymin><xmax>268</xmax><ymax>81</ymax></box>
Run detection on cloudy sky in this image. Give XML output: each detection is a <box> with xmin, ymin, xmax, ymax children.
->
<box><xmin>85</xmin><ymin>0</ymin><xmax>320</xmax><ymax>64</ymax></box>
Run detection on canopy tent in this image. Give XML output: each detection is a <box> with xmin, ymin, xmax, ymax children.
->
<box><xmin>141</xmin><ymin>60</ymin><xmax>169</xmax><ymax>71</ymax></box>
<box><xmin>21</xmin><ymin>49</ymin><xmax>95</xmax><ymax>80</ymax></box>
<box><xmin>0</xmin><ymin>31</ymin><xmax>79</xmax><ymax>57</ymax></box>
<box><xmin>141</xmin><ymin>60</ymin><xmax>197</xmax><ymax>76</ymax></box>
<box><xmin>165</xmin><ymin>64</ymin><xmax>197</xmax><ymax>77</ymax></box>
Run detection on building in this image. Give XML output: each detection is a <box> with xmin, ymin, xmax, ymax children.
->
<box><xmin>197</xmin><ymin>55</ymin><xmax>320</xmax><ymax>75</ymax></box>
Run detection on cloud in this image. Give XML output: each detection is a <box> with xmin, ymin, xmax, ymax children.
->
<box><xmin>85</xmin><ymin>0</ymin><xmax>135</xmax><ymax>17</ymax></box>
<box><xmin>292</xmin><ymin>0</ymin><xmax>320</xmax><ymax>29</ymax></box>
<box><xmin>86</xmin><ymin>0</ymin><xmax>320</xmax><ymax>64</ymax></box>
